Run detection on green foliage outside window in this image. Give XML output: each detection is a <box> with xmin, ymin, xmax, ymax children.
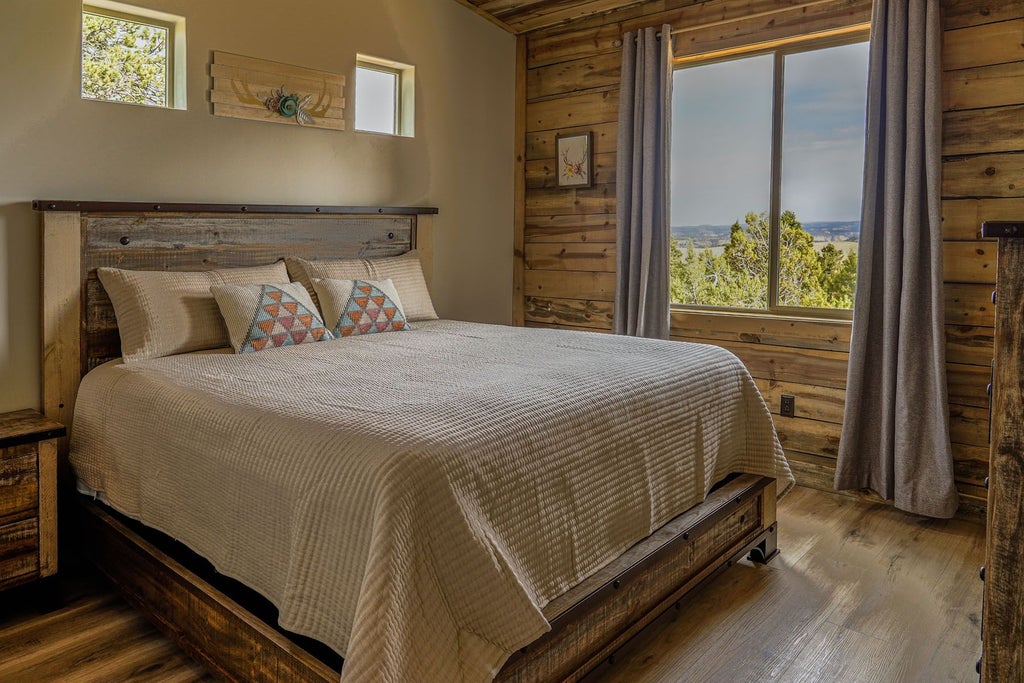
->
<box><xmin>670</xmin><ymin>211</ymin><xmax>858</xmax><ymax>310</ymax></box>
<box><xmin>82</xmin><ymin>12</ymin><xmax>168</xmax><ymax>107</ymax></box>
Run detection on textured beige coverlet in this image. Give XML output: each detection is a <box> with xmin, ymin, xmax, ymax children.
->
<box><xmin>70</xmin><ymin>321</ymin><xmax>792</xmax><ymax>683</ymax></box>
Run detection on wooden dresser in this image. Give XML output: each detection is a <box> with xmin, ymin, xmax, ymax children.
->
<box><xmin>0</xmin><ymin>409</ymin><xmax>65</xmax><ymax>591</ymax></box>
<box><xmin>980</xmin><ymin>222</ymin><xmax>1024</xmax><ymax>681</ymax></box>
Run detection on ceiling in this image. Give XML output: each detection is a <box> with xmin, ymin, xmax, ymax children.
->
<box><xmin>453</xmin><ymin>0</ymin><xmax>650</xmax><ymax>34</ymax></box>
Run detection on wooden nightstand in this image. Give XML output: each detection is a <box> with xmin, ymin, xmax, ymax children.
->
<box><xmin>0</xmin><ymin>409</ymin><xmax>65</xmax><ymax>591</ymax></box>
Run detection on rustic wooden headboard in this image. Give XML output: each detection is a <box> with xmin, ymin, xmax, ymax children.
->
<box><xmin>35</xmin><ymin>200</ymin><xmax>438</xmax><ymax>443</ymax></box>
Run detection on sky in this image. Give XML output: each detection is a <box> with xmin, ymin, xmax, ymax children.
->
<box><xmin>355</xmin><ymin>67</ymin><xmax>397</xmax><ymax>134</ymax></box>
<box><xmin>670</xmin><ymin>41</ymin><xmax>870</xmax><ymax>227</ymax></box>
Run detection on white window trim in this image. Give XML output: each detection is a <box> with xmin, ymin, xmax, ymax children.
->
<box><xmin>355</xmin><ymin>54</ymin><xmax>415</xmax><ymax>137</ymax></box>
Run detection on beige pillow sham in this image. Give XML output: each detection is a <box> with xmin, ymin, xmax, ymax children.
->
<box><xmin>286</xmin><ymin>250</ymin><xmax>437</xmax><ymax>321</ymax></box>
<box><xmin>98</xmin><ymin>262</ymin><xmax>289</xmax><ymax>362</ymax></box>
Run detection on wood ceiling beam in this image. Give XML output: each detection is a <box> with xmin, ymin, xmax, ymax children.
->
<box><xmin>451</xmin><ymin>0</ymin><xmax>657</xmax><ymax>35</ymax></box>
<box><xmin>450</xmin><ymin>0</ymin><xmax>517</xmax><ymax>33</ymax></box>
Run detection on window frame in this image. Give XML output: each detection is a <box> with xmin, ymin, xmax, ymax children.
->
<box><xmin>354</xmin><ymin>55</ymin><xmax>415</xmax><ymax>137</ymax></box>
<box><xmin>81</xmin><ymin>1</ymin><xmax>185</xmax><ymax>109</ymax></box>
<box><xmin>670</xmin><ymin>27</ymin><xmax>871</xmax><ymax>321</ymax></box>
<box><xmin>355</xmin><ymin>61</ymin><xmax>401</xmax><ymax>135</ymax></box>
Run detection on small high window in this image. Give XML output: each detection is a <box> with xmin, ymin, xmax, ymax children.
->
<box><xmin>81</xmin><ymin>2</ymin><xmax>186</xmax><ymax>109</ymax></box>
<box><xmin>355</xmin><ymin>55</ymin><xmax>414</xmax><ymax>137</ymax></box>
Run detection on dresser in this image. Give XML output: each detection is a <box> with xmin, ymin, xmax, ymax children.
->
<box><xmin>979</xmin><ymin>221</ymin><xmax>1024</xmax><ymax>681</ymax></box>
<box><xmin>0</xmin><ymin>409</ymin><xmax>65</xmax><ymax>591</ymax></box>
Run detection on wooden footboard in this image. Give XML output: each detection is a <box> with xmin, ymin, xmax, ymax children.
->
<box><xmin>498</xmin><ymin>474</ymin><xmax>777</xmax><ymax>682</ymax></box>
<box><xmin>76</xmin><ymin>474</ymin><xmax>777</xmax><ymax>683</ymax></box>
<box><xmin>79</xmin><ymin>502</ymin><xmax>338</xmax><ymax>683</ymax></box>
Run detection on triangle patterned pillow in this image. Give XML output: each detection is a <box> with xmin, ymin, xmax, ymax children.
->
<box><xmin>211</xmin><ymin>282</ymin><xmax>332</xmax><ymax>354</ymax></box>
<box><xmin>312</xmin><ymin>278</ymin><xmax>412</xmax><ymax>338</ymax></box>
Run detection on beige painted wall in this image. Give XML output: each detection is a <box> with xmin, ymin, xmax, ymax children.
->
<box><xmin>0</xmin><ymin>0</ymin><xmax>515</xmax><ymax>412</ymax></box>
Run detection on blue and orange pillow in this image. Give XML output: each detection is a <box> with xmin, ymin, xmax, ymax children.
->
<box><xmin>312</xmin><ymin>278</ymin><xmax>411</xmax><ymax>338</ymax></box>
<box><xmin>211</xmin><ymin>282</ymin><xmax>332</xmax><ymax>353</ymax></box>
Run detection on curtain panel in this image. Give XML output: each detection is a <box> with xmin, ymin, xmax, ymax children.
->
<box><xmin>835</xmin><ymin>0</ymin><xmax>958</xmax><ymax>518</ymax></box>
<box><xmin>614</xmin><ymin>25</ymin><xmax>673</xmax><ymax>339</ymax></box>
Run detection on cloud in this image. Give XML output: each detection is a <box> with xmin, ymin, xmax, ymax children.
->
<box><xmin>671</xmin><ymin>41</ymin><xmax>869</xmax><ymax>226</ymax></box>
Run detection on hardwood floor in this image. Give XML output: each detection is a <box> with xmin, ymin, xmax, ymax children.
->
<box><xmin>0</xmin><ymin>583</ymin><xmax>211</xmax><ymax>682</ymax></box>
<box><xmin>0</xmin><ymin>486</ymin><xmax>984</xmax><ymax>682</ymax></box>
<box><xmin>588</xmin><ymin>486</ymin><xmax>985</xmax><ymax>683</ymax></box>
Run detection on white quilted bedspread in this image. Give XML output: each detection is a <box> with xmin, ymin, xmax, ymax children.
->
<box><xmin>71</xmin><ymin>320</ymin><xmax>792</xmax><ymax>682</ymax></box>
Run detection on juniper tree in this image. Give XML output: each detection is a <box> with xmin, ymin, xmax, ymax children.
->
<box><xmin>670</xmin><ymin>211</ymin><xmax>858</xmax><ymax>310</ymax></box>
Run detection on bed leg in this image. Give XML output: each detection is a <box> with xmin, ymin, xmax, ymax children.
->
<box><xmin>748</xmin><ymin>480</ymin><xmax>779</xmax><ymax>564</ymax></box>
<box><xmin>748</xmin><ymin>524</ymin><xmax>778</xmax><ymax>564</ymax></box>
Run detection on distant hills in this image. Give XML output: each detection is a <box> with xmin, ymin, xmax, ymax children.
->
<box><xmin>672</xmin><ymin>221</ymin><xmax>860</xmax><ymax>248</ymax></box>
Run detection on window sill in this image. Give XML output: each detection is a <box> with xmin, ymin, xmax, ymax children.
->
<box><xmin>81</xmin><ymin>96</ymin><xmax>186</xmax><ymax>112</ymax></box>
<box><xmin>669</xmin><ymin>306</ymin><xmax>853</xmax><ymax>326</ymax></box>
<box><xmin>354</xmin><ymin>128</ymin><xmax>414</xmax><ymax>139</ymax></box>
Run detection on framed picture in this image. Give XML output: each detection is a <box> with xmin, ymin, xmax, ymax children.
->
<box><xmin>556</xmin><ymin>131</ymin><xmax>593</xmax><ymax>188</ymax></box>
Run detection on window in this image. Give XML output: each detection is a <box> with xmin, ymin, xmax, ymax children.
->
<box><xmin>669</xmin><ymin>36</ymin><xmax>869</xmax><ymax>314</ymax></box>
<box><xmin>355</xmin><ymin>55</ymin><xmax>414</xmax><ymax>137</ymax></box>
<box><xmin>81</xmin><ymin>2</ymin><xmax>186</xmax><ymax>109</ymax></box>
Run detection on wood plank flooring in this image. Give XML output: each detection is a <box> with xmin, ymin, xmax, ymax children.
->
<box><xmin>0</xmin><ymin>486</ymin><xmax>985</xmax><ymax>682</ymax></box>
<box><xmin>587</xmin><ymin>486</ymin><xmax>986</xmax><ymax>683</ymax></box>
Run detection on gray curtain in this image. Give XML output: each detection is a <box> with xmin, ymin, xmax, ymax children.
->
<box><xmin>835</xmin><ymin>0</ymin><xmax>958</xmax><ymax>518</ymax></box>
<box><xmin>614</xmin><ymin>25</ymin><xmax>673</xmax><ymax>339</ymax></box>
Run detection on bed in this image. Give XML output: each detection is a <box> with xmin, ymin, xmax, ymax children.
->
<box><xmin>36</xmin><ymin>200</ymin><xmax>792</xmax><ymax>683</ymax></box>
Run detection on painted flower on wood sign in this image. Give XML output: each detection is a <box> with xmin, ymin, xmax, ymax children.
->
<box><xmin>263</xmin><ymin>86</ymin><xmax>315</xmax><ymax>125</ymax></box>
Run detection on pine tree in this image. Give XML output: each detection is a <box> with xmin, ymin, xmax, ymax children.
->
<box><xmin>82</xmin><ymin>13</ymin><xmax>168</xmax><ymax>106</ymax></box>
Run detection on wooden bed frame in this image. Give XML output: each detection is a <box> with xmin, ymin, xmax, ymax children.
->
<box><xmin>35</xmin><ymin>200</ymin><xmax>779</xmax><ymax>683</ymax></box>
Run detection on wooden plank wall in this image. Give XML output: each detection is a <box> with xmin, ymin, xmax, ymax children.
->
<box><xmin>518</xmin><ymin>0</ymin><xmax>1023</xmax><ymax>518</ymax></box>
<box><xmin>940</xmin><ymin>0</ymin><xmax>1024</xmax><ymax>518</ymax></box>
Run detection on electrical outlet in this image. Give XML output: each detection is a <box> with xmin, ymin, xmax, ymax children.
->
<box><xmin>780</xmin><ymin>395</ymin><xmax>796</xmax><ymax>417</ymax></box>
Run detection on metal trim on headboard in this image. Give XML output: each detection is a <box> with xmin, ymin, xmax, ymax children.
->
<box><xmin>33</xmin><ymin>200</ymin><xmax>439</xmax><ymax>216</ymax></box>
<box><xmin>38</xmin><ymin>202</ymin><xmax>437</xmax><ymax>464</ymax></box>
<box><xmin>982</xmin><ymin>221</ymin><xmax>1024</xmax><ymax>239</ymax></box>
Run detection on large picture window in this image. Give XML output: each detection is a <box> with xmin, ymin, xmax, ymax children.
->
<box><xmin>669</xmin><ymin>36</ymin><xmax>870</xmax><ymax>314</ymax></box>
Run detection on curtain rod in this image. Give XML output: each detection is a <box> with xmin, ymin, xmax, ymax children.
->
<box><xmin>628</xmin><ymin>21</ymin><xmax>870</xmax><ymax>46</ymax></box>
<box><xmin>623</xmin><ymin>28</ymin><xmax>683</xmax><ymax>44</ymax></box>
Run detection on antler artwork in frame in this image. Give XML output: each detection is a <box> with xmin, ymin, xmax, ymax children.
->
<box><xmin>555</xmin><ymin>131</ymin><xmax>593</xmax><ymax>189</ymax></box>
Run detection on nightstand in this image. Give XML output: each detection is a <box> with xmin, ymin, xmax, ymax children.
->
<box><xmin>0</xmin><ymin>409</ymin><xmax>65</xmax><ymax>591</ymax></box>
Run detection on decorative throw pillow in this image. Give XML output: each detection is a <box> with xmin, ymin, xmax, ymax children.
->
<box><xmin>98</xmin><ymin>262</ymin><xmax>289</xmax><ymax>362</ymax></box>
<box><xmin>312</xmin><ymin>278</ymin><xmax>411</xmax><ymax>338</ymax></box>
<box><xmin>210</xmin><ymin>282</ymin><xmax>332</xmax><ymax>353</ymax></box>
<box><xmin>286</xmin><ymin>250</ymin><xmax>438</xmax><ymax>321</ymax></box>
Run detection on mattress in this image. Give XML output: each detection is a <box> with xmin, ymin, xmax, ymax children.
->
<box><xmin>70</xmin><ymin>320</ymin><xmax>792</xmax><ymax>683</ymax></box>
